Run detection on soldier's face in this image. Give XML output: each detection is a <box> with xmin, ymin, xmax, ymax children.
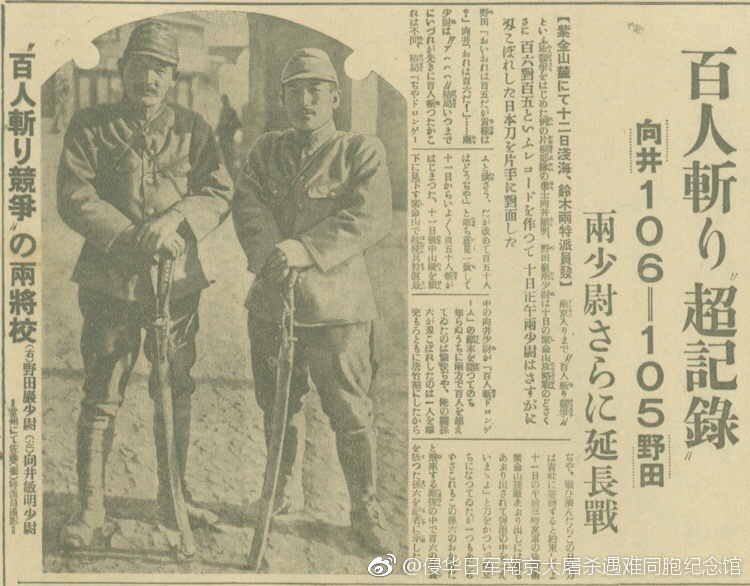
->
<box><xmin>282</xmin><ymin>79</ymin><xmax>340</xmax><ymax>133</ymax></box>
<box><xmin>121</xmin><ymin>55</ymin><xmax>176</xmax><ymax>110</ymax></box>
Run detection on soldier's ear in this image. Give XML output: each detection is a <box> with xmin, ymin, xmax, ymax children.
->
<box><xmin>331</xmin><ymin>85</ymin><xmax>341</xmax><ymax>111</ymax></box>
<box><xmin>172</xmin><ymin>68</ymin><xmax>179</xmax><ymax>81</ymax></box>
<box><xmin>117</xmin><ymin>57</ymin><xmax>126</xmax><ymax>76</ymax></box>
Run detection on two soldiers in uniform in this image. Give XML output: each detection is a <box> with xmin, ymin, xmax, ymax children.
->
<box><xmin>58</xmin><ymin>21</ymin><xmax>393</xmax><ymax>553</ymax></box>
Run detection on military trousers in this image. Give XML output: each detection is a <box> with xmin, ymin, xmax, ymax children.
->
<box><xmin>248</xmin><ymin>318</ymin><xmax>376</xmax><ymax>435</ymax></box>
<box><xmin>77</xmin><ymin>286</ymin><xmax>200</xmax><ymax>425</ymax></box>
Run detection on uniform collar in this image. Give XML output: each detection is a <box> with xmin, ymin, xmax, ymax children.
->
<box><xmin>120</xmin><ymin>99</ymin><xmax>172</xmax><ymax>131</ymax></box>
<box><xmin>118</xmin><ymin>100</ymin><xmax>174</xmax><ymax>152</ymax></box>
<box><xmin>291</xmin><ymin>120</ymin><xmax>337</xmax><ymax>154</ymax></box>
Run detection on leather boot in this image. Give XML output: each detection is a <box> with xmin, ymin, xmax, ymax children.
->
<box><xmin>262</xmin><ymin>409</ymin><xmax>305</xmax><ymax>515</ymax></box>
<box><xmin>155</xmin><ymin>394</ymin><xmax>218</xmax><ymax>530</ymax></box>
<box><xmin>60</xmin><ymin>412</ymin><xmax>113</xmax><ymax>548</ymax></box>
<box><xmin>336</xmin><ymin>429</ymin><xmax>395</xmax><ymax>552</ymax></box>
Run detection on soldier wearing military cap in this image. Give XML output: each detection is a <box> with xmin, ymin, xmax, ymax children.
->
<box><xmin>232</xmin><ymin>48</ymin><xmax>395</xmax><ymax>551</ymax></box>
<box><xmin>57</xmin><ymin>20</ymin><xmax>233</xmax><ymax>547</ymax></box>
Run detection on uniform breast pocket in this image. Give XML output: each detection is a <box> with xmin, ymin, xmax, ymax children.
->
<box><xmin>307</xmin><ymin>181</ymin><xmax>348</xmax><ymax>201</ymax></box>
<box><xmin>160</xmin><ymin>156</ymin><xmax>191</xmax><ymax>197</ymax></box>
<box><xmin>260</xmin><ymin>178</ymin><xmax>290</xmax><ymax>208</ymax></box>
<box><xmin>112</xmin><ymin>152</ymin><xmax>141</xmax><ymax>174</ymax></box>
<box><xmin>101</xmin><ymin>153</ymin><xmax>140</xmax><ymax>203</ymax></box>
<box><xmin>307</xmin><ymin>181</ymin><xmax>360</xmax><ymax>209</ymax></box>
<box><xmin>164</xmin><ymin>156</ymin><xmax>191</xmax><ymax>177</ymax></box>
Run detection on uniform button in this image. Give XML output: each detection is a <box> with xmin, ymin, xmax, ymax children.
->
<box><xmin>146</xmin><ymin>207</ymin><xmax>156</xmax><ymax>216</ymax></box>
<box><xmin>329</xmin><ymin>190</ymin><xmax>336</xmax><ymax>197</ymax></box>
<box><xmin>145</xmin><ymin>176</ymin><xmax>155</xmax><ymax>185</ymax></box>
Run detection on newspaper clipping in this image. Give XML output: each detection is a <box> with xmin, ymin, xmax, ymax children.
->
<box><xmin>1</xmin><ymin>1</ymin><xmax>749</xmax><ymax>584</ymax></box>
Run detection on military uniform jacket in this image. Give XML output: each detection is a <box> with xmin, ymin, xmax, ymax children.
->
<box><xmin>58</xmin><ymin>101</ymin><xmax>233</xmax><ymax>301</ymax></box>
<box><xmin>232</xmin><ymin>122</ymin><xmax>392</xmax><ymax>325</ymax></box>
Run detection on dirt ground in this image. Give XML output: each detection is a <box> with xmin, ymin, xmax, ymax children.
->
<box><xmin>40</xmin><ymin>119</ymin><xmax>408</xmax><ymax>575</ymax></box>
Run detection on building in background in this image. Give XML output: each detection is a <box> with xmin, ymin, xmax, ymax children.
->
<box><xmin>42</xmin><ymin>12</ymin><xmax>407</xmax><ymax>209</ymax></box>
<box><xmin>245</xmin><ymin>13</ymin><xmax>407</xmax><ymax>208</ymax></box>
<box><xmin>42</xmin><ymin>14</ymin><xmax>248</xmax><ymax>129</ymax></box>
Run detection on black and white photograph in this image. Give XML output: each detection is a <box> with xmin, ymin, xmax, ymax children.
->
<box><xmin>39</xmin><ymin>11</ymin><xmax>408</xmax><ymax>574</ymax></box>
<box><xmin>4</xmin><ymin>3</ymin><xmax>750</xmax><ymax>585</ymax></box>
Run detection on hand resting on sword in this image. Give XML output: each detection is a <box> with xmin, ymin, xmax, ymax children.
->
<box><xmin>137</xmin><ymin>208</ymin><xmax>187</xmax><ymax>260</ymax></box>
<box><xmin>262</xmin><ymin>239</ymin><xmax>314</xmax><ymax>286</ymax></box>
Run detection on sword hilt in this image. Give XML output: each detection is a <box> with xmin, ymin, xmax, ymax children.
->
<box><xmin>281</xmin><ymin>268</ymin><xmax>298</xmax><ymax>345</ymax></box>
<box><xmin>157</xmin><ymin>255</ymin><xmax>174</xmax><ymax>319</ymax></box>
<box><xmin>155</xmin><ymin>256</ymin><xmax>175</xmax><ymax>362</ymax></box>
<box><xmin>249</xmin><ymin>269</ymin><xmax>299</xmax><ymax>570</ymax></box>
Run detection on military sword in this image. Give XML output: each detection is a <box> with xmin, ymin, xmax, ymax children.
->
<box><xmin>153</xmin><ymin>254</ymin><xmax>197</xmax><ymax>558</ymax></box>
<box><xmin>248</xmin><ymin>268</ymin><xmax>299</xmax><ymax>571</ymax></box>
